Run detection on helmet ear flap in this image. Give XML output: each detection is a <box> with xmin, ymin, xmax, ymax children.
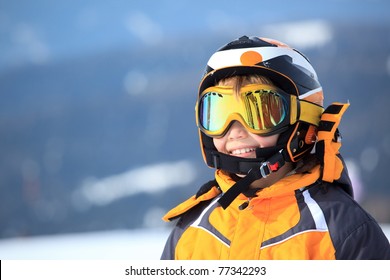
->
<box><xmin>283</xmin><ymin>123</ymin><xmax>317</xmax><ymax>162</ymax></box>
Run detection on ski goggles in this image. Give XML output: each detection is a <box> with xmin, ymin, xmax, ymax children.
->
<box><xmin>196</xmin><ymin>84</ymin><xmax>324</xmax><ymax>137</ymax></box>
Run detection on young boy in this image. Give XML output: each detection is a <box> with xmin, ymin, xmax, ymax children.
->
<box><xmin>161</xmin><ymin>36</ymin><xmax>390</xmax><ymax>259</ymax></box>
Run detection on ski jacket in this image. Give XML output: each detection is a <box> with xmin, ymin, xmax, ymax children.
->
<box><xmin>161</xmin><ymin>164</ymin><xmax>390</xmax><ymax>260</ymax></box>
<box><xmin>161</xmin><ymin>103</ymin><xmax>390</xmax><ymax>259</ymax></box>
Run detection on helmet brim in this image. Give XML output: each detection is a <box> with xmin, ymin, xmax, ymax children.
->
<box><xmin>198</xmin><ymin>65</ymin><xmax>299</xmax><ymax>97</ymax></box>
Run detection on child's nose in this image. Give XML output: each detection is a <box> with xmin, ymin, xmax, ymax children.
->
<box><xmin>227</xmin><ymin>121</ymin><xmax>248</xmax><ymax>140</ymax></box>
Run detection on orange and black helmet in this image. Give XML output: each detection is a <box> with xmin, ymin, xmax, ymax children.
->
<box><xmin>196</xmin><ymin>36</ymin><xmax>324</xmax><ymax>174</ymax></box>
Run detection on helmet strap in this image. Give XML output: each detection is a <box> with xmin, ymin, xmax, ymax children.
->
<box><xmin>209</xmin><ymin>145</ymin><xmax>284</xmax><ymax>175</ymax></box>
<box><xmin>203</xmin><ymin>126</ymin><xmax>294</xmax><ymax>209</ymax></box>
<box><xmin>218</xmin><ymin>149</ymin><xmax>287</xmax><ymax>209</ymax></box>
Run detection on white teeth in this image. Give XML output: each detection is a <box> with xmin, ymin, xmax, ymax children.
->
<box><xmin>231</xmin><ymin>148</ymin><xmax>256</xmax><ymax>155</ymax></box>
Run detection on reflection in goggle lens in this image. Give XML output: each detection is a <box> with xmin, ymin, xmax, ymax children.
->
<box><xmin>199</xmin><ymin>88</ymin><xmax>287</xmax><ymax>136</ymax></box>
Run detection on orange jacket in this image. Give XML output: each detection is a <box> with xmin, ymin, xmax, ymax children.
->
<box><xmin>162</xmin><ymin>103</ymin><xmax>390</xmax><ymax>259</ymax></box>
<box><xmin>161</xmin><ymin>164</ymin><xmax>390</xmax><ymax>260</ymax></box>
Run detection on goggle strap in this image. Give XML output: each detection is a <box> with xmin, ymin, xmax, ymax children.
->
<box><xmin>299</xmin><ymin>100</ymin><xmax>324</xmax><ymax>126</ymax></box>
<box><xmin>218</xmin><ymin>149</ymin><xmax>287</xmax><ymax>209</ymax></box>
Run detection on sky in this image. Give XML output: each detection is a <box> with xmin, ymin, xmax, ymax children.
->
<box><xmin>1</xmin><ymin>0</ymin><xmax>389</xmax><ymax>70</ymax></box>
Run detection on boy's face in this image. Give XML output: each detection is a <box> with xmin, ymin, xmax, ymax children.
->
<box><xmin>211</xmin><ymin>77</ymin><xmax>280</xmax><ymax>159</ymax></box>
<box><xmin>212</xmin><ymin>121</ymin><xmax>279</xmax><ymax>159</ymax></box>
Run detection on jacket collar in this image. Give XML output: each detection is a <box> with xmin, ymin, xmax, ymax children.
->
<box><xmin>215</xmin><ymin>164</ymin><xmax>322</xmax><ymax>200</ymax></box>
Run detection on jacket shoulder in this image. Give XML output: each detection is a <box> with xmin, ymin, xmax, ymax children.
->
<box><xmin>162</xmin><ymin>180</ymin><xmax>220</xmax><ymax>222</ymax></box>
<box><xmin>160</xmin><ymin>180</ymin><xmax>221</xmax><ymax>260</ymax></box>
<box><xmin>308</xmin><ymin>182</ymin><xmax>390</xmax><ymax>259</ymax></box>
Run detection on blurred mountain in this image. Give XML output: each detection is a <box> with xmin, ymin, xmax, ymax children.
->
<box><xmin>1</xmin><ymin>17</ymin><xmax>390</xmax><ymax>238</ymax></box>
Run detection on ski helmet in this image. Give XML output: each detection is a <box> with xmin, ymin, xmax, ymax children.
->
<box><xmin>196</xmin><ymin>36</ymin><xmax>324</xmax><ymax>174</ymax></box>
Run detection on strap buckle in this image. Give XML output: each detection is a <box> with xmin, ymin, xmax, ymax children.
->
<box><xmin>259</xmin><ymin>149</ymin><xmax>284</xmax><ymax>178</ymax></box>
<box><xmin>259</xmin><ymin>161</ymin><xmax>279</xmax><ymax>178</ymax></box>
<box><xmin>259</xmin><ymin>162</ymin><xmax>272</xmax><ymax>178</ymax></box>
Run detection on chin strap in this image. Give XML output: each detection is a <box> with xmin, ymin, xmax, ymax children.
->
<box><xmin>217</xmin><ymin>149</ymin><xmax>287</xmax><ymax>209</ymax></box>
<box><xmin>209</xmin><ymin>145</ymin><xmax>284</xmax><ymax>175</ymax></box>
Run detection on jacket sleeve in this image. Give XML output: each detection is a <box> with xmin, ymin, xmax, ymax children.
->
<box><xmin>335</xmin><ymin>220</ymin><xmax>390</xmax><ymax>260</ymax></box>
<box><xmin>161</xmin><ymin>181</ymin><xmax>221</xmax><ymax>260</ymax></box>
<box><xmin>160</xmin><ymin>224</ymin><xmax>183</xmax><ymax>260</ymax></box>
<box><xmin>160</xmin><ymin>198</ymin><xmax>216</xmax><ymax>260</ymax></box>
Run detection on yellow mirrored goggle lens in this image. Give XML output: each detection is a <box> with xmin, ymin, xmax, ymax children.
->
<box><xmin>198</xmin><ymin>85</ymin><xmax>289</xmax><ymax>137</ymax></box>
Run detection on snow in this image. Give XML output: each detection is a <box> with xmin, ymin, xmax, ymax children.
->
<box><xmin>0</xmin><ymin>228</ymin><xmax>171</xmax><ymax>260</ymax></box>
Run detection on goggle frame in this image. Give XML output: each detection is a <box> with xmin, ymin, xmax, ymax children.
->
<box><xmin>196</xmin><ymin>84</ymin><xmax>299</xmax><ymax>137</ymax></box>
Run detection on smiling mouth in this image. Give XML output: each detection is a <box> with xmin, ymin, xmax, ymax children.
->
<box><xmin>230</xmin><ymin>147</ymin><xmax>256</xmax><ymax>156</ymax></box>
